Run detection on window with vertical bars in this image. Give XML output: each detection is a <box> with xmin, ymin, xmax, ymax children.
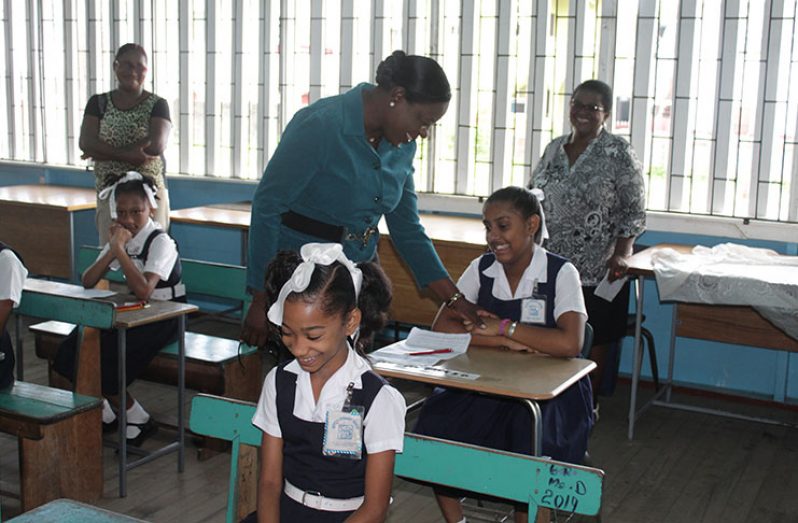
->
<box><xmin>1</xmin><ymin>0</ymin><xmax>796</xmax><ymax>223</ymax></box>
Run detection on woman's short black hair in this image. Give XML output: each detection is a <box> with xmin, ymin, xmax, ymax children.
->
<box><xmin>484</xmin><ymin>186</ymin><xmax>544</xmax><ymax>244</ymax></box>
<box><xmin>375</xmin><ymin>50</ymin><xmax>451</xmax><ymax>104</ymax></box>
<box><xmin>574</xmin><ymin>79</ymin><xmax>613</xmax><ymax>112</ymax></box>
<box><xmin>115</xmin><ymin>43</ymin><xmax>147</xmax><ymax>62</ymax></box>
<box><xmin>264</xmin><ymin>251</ymin><xmax>393</xmax><ymax>353</ymax></box>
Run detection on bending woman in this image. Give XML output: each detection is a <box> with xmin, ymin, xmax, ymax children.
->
<box><xmin>242</xmin><ymin>50</ymin><xmax>484</xmax><ymax>347</ymax></box>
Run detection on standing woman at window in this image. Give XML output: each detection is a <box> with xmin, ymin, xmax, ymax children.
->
<box><xmin>79</xmin><ymin>43</ymin><xmax>172</xmax><ymax>243</ymax></box>
<box><xmin>242</xmin><ymin>50</ymin><xmax>485</xmax><ymax>347</ymax></box>
<box><xmin>528</xmin><ymin>80</ymin><xmax>646</xmax><ymax>406</ymax></box>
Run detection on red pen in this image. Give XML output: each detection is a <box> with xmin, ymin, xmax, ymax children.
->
<box><xmin>116</xmin><ymin>301</ymin><xmax>149</xmax><ymax>312</ymax></box>
<box><xmin>408</xmin><ymin>348</ymin><xmax>453</xmax><ymax>356</ymax></box>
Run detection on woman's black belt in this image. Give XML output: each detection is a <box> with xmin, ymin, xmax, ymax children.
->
<box><xmin>281</xmin><ymin>210</ymin><xmax>379</xmax><ymax>247</ymax></box>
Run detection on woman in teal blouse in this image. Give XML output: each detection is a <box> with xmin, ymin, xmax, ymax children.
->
<box><xmin>242</xmin><ymin>51</ymin><xmax>483</xmax><ymax>346</ymax></box>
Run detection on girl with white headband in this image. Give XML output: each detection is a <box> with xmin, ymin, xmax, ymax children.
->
<box><xmin>414</xmin><ymin>186</ymin><xmax>593</xmax><ymax>523</ymax></box>
<box><xmin>247</xmin><ymin>243</ymin><xmax>405</xmax><ymax>523</ymax></box>
<box><xmin>55</xmin><ymin>172</ymin><xmax>185</xmax><ymax>446</ymax></box>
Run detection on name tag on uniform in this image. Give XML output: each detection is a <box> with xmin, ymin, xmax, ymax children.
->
<box><xmin>521</xmin><ymin>297</ymin><xmax>547</xmax><ymax>324</ymax></box>
<box><xmin>323</xmin><ymin>381</ymin><xmax>364</xmax><ymax>460</ymax></box>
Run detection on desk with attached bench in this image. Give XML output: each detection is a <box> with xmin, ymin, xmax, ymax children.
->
<box><xmin>20</xmin><ymin>279</ymin><xmax>198</xmax><ymax>497</ymax></box>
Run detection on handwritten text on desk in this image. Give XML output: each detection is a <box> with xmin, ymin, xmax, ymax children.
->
<box><xmin>533</xmin><ymin>463</ymin><xmax>598</xmax><ymax>514</ymax></box>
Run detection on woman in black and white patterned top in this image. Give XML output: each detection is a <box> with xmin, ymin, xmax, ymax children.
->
<box><xmin>529</xmin><ymin>79</ymin><xmax>646</xmax><ymax>402</ymax></box>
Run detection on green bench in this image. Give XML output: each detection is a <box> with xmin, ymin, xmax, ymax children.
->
<box><xmin>30</xmin><ymin>246</ymin><xmax>263</xmax><ymax>404</ymax></box>
<box><xmin>189</xmin><ymin>394</ymin><xmax>606</xmax><ymax>523</ymax></box>
<box><xmin>1</xmin><ymin>291</ymin><xmax>110</xmax><ymax>513</ymax></box>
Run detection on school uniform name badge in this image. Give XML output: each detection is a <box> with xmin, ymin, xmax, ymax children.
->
<box><xmin>521</xmin><ymin>297</ymin><xmax>547</xmax><ymax>324</ymax></box>
<box><xmin>323</xmin><ymin>382</ymin><xmax>364</xmax><ymax>460</ymax></box>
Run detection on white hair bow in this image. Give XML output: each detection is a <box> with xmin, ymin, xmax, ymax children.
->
<box><xmin>267</xmin><ymin>243</ymin><xmax>363</xmax><ymax>326</ymax></box>
<box><xmin>97</xmin><ymin>171</ymin><xmax>158</xmax><ymax>219</ymax></box>
<box><xmin>529</xmin><ymin>188</ymin><xmax>549</xmax><ymax>245</ymax></box>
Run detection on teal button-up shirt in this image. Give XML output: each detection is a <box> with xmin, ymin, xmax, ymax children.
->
<box><xmin>247</xmin><ymin>83</ymin><xmax>448</xmax><ymax>291</ymax></box>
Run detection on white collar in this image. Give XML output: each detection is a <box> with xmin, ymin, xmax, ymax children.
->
<box><xmin>118</xmin><ymin>219</ymin><xmax>160</xmax><ymax>255</ymax></box>
<box><xmin>481</xmin><ymin>247</ymin><xmax>549</xmax><ymax>300</ymax></box>
<box><xmin>283</xmin><ymin>343</ymin><xmax>370</xmax><ymax>390</ymax></box>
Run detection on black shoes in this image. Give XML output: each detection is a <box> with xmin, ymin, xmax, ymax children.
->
<box><xmin>126</xmin><ymin>418</ymin><xmax>158</xmax><ymax>447</ymax></box>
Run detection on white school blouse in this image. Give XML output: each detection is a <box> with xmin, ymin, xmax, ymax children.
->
<box><xmin>97</xmin><ymin>219</ymin><xmax>178</xmax><ymax>285</ymax></box>
<box><xmin>457</xmin><ymin>246</ymin><xmax>587</xmax><ymax>321</ymax></box>
<box><xmin>253</xmin><ymin>346</ymin><xmax>407</xmax><ymax>454</ymax></box>
<box><xmin>0</xmin><ymin>249</ymin><xmax>28</xmax><ymax>307</ymax></box>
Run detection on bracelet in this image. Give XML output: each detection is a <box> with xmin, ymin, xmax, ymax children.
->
<box><xmin>506</xmin><ymin>321</ymin><xmax>518</xmax><ymax>338</ymax></box>
<box><xmin>445</xmin><ymin>292</ymin><xmax>463</xmax><ymax>308</ymax></box>
<box><xmin>498</xmin><ymin>319</ymin><xmax>511</xmax><ymax>336</ymax></box>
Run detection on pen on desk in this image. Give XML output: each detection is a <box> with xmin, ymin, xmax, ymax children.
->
<box><xmin>116</xmin><ymin>301</ymin><xmax>149</xmax><ymax>312</ymax></box>
<box><xmin>408</xmin><ymin>348</ymin><xmax>453</xmax><ymax>356</ymax></box>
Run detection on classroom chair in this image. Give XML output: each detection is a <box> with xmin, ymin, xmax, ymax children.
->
<box><xmin>625</xmin><ymin>313</ymin><xmax>659</xmax><ymax>390</ymax></box>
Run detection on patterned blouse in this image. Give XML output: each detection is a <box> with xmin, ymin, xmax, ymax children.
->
<box><xmin>529</xmin><ymin>130</ymin><xmax>646</xmax><ymax>286</ymax></box>
<box><xmin>84</xmin><ymin>92</ymin><xmax>170</xmax><ymax>190</ymax></box>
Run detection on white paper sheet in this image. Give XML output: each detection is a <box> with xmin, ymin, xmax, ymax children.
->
<box><xmin>593</xmin><ymin>270</ymin><xmax>628</xmax><ymax>302</ymax></box>
<box><xmin>369</xmin><ymin>327</ymin><xmax>471</xmax><ymax>366</ymax></box>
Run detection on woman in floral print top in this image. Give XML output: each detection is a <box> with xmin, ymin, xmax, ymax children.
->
<box><xmin>529</xmin><ymin>79</ymin><xmax>646</xmax><ymax>401</ymax></box>
<box><xmin>79</xmin><ymin>43</ymin><xmax>172</xmax><ymax>243</ymax></box>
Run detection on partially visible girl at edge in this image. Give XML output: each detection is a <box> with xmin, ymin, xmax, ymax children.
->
<box><xmin>246</xmin><ymin>243</ymin><xmax>406</xmax><ymax>523</ymax></box>
<box><xmin>414</xmin><ymin>187</ymin><xmax>594</xmax><ymax>523</ymax></box>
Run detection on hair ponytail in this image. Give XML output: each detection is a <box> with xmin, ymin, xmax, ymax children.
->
<box><xmin>353</xmin><ymin>260</ymin><xmax>392</xmax><ymax>352</ymax></box>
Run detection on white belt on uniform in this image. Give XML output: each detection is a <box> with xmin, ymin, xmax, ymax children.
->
<box><xmin>150</xmin><ymin>283</ymin><xmax>186</xmax><ymax>301</ymax></box>
<box><xmin>283</xmin><ymin>479</ymin><xmax>364</xmax><ymax>512</ymax></box>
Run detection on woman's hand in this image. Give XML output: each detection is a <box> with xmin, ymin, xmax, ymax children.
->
<box><xmin>241</xmin><ymin>291</ymin><xmax>271</xmax><ymax>347</ymax></box>
<box><xmin>448</xmin><ymin>296</ymin><xmax>493</xmax><ymax>329</ymax></box>
<box><xmin>122</xmin><ymin>141</ymin><xmax>156</xmax><ymax>166</ymax></box>
<box><xmin>606</xmin><ymin>253</ymin><xmax>629</xmax><ymax>282</ymax></box>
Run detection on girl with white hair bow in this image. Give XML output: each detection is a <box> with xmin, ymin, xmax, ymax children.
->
<box><xmin>54</xmin><ymin>171</ymin><xmax>184</xmax><ymax>446</ymax></box>
<box><xmin>247</xmin><ymin>243</ymin><xmax>406</xmax><ymax>523</ymax></box>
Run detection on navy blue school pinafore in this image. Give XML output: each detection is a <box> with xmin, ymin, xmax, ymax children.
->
<box><xmin>0</xmin><ymin>242</ymin><xmax>24</xmax><ymax>389</ymax></box>
<box><xmin>275</xmin><ymin>362</ymin><xmax>387</xmax><ymax>523</ymax></box>
<box><xmin>53</xmin><ymin>230</ymin><xmax>185</xmax><ymax>395</ymax></box>
<box><xmin>414</xmin><ymin>252</ymin><xmax>594</xmax><ymax>464</ymax></box>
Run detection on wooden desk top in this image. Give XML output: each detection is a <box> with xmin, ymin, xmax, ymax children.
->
<box><xmin>169</xmin><ymin>201</ymin><xmax>486</xmax><ymax>245</ymax></box>
<box><xmin>373</xmin><ymin>347</ymin><xmax>595</xmax><ymax>401</ymax></box>
<box><xmin>170</xmin><ymin>204</ymin><xmax>251</xmax><ymax>229</ymax></box>
<box><xmin>379</xmin><ymin>213</ymin><xmax>485</xmax><ymax>246</ymax></box>
<box><xmin>22</xmin><ymin>279</ymin><xmax>197</xmax><ymax>329</ymax></box>
<box><xmin>0</xmin><ymin>184</ymin><xmax>96</xmax><ymax>211</ymax></box>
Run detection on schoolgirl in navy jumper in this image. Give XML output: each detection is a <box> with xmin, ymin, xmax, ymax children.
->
<box><xmin>414</xmin><ymin>186</ymin><xmax>594</xmax><ymax>523</ymax></box>
<box><xmin>248</xmin><ymin>243</ymin><xmax>405</xmax><ymax>523</ymax></box>
<box><xmin>0</xmin><ymin>242</ymin><xmax>28</xmax><ymax>389</ymax></box>
<box><xmin>54</xmin><ymin>172</ymin><xmax>185</xmax><ymax>445</ymax></box>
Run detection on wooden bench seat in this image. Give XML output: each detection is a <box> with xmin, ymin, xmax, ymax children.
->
<box><xmin>0</xmin><ymin>381</ymin><xmax>103</xmax><ymax>512</ymax></box>
<box><xmin>31</xmin><ymin>321</ymin><xmax>262</xmax><ymax>401</ymax></box>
